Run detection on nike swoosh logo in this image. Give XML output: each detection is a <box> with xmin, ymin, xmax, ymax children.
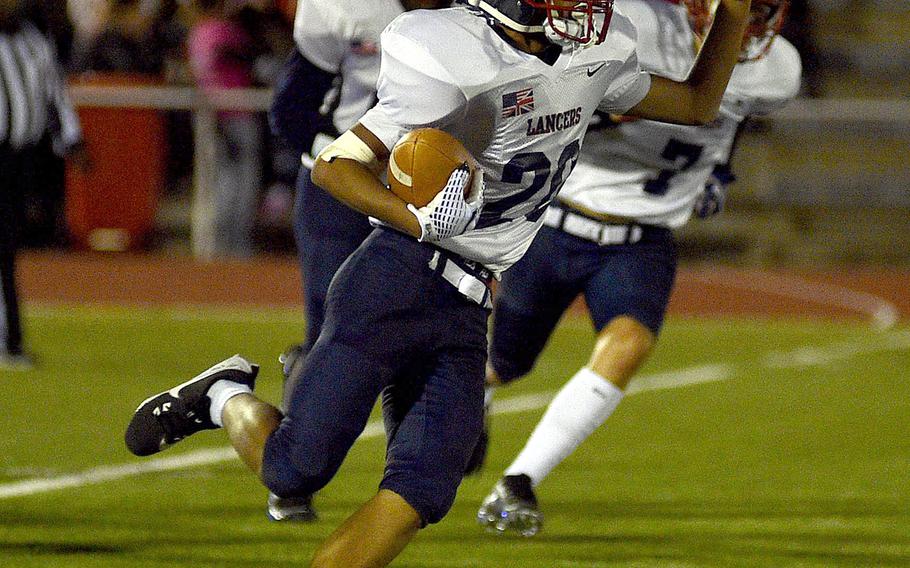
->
<box><xmin>587</xmin><ymin>63</ymin><xmax>606</xmax><ymax>77</ymax></box>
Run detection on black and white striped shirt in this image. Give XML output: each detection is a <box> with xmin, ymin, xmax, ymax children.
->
<box><xmin>0</xmin><ymin>20</ymin><xmax>81</xmax><ymax>151</ymax></box>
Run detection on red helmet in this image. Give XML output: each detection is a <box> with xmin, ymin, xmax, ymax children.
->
<box><xmin>467</xmin><ymin>0</ymin><xmax>615</xmax><ymax>46</ymax></box>
<box><xmin>683</xmin><ymin>0</ymin><xmax>789</xmax><ymax>61</ymax></box>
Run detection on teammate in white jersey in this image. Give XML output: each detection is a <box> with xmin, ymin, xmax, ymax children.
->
<box><xmin>477</xmin><ymin>0</ymin><xmax>801</xmax><ymax>537</ymax></box>
<box><xmin>125</xmin><ymin>1</ymin><xmax>753</xmax><ymax>565</ymax></box>
<box><xmin>268</xmin><ymin>0</ymin><xmax>451</xmax><ymax>523</ymax></box>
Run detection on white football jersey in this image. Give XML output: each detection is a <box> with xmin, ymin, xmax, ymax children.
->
<box><xmin>359</xmin><ymin>6</ymin><xmax>651</xmax><ymax>274</ymax></box>
<box><xmin>293</xmin><ymin>0</ymin><xmax>402</xmax><ymax>134</ymax></box>
<box><xmin>558</xmin><ymin>0</ymin><xmax>802</xmax><ymax>228</ymax></box>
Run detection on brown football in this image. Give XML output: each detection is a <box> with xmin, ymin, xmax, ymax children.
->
<box><xmin>387</xmin><ymin>128</ymin><xmax>475</xmax><ymax>208</ymax></box>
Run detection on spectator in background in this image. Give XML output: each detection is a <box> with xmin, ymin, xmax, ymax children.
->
<box><xmin>1</xmin><ymin>0</ymin><xmax>87</xmax><ymax>369</ymax></box>
<box><xmin>22</xmin><ymin>0</ymin><xmax>74</xmax><ymax>64</ymax></box>
<box><xmin>151</xmin><ymin>0</ymin><xmax>190</xmax><ymax>80</ymax></box>
<box><xmin>67</xmin><ymin>0</ymin><xmax>108</xmax><ymax>56</ymax></box>
<box><xmin>71</xmin><ymin>0</ymin><xmax>166</xmax><ymax>75</ymax></box>
<box><xmin>230</xmin><ymin>0</ymin><xmax>295</xmax><ymax>236</ymax></box>
<box><xmin>233</xmin><ymin>0</ymin><xmax>293</xmax><ymax>83</ymax></box>
<box><xmin>187</xmin><ymin>0</ymin><xmax>262</xmax><ymax>258</ymax></box>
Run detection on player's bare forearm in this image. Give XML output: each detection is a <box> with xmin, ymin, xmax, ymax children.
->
<box><xmin>628</xmin><ymin>0</ymin><xmax>751</xmax><ymax>125</ymax></box>
<box><xmin>311</xmin><ymin>130</ymin><xmax>422</xmax><ymax>239</ymax></box>
<box><xmin>685</xmin><ymin>0</ymin><xmax>752</xmax><ymax>119</ymax></box>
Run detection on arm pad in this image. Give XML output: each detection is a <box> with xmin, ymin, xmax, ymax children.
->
<box><xmin>316</xmin><ymin>130</ymin><xmax>382</xmax><ymax>175</ymax></box>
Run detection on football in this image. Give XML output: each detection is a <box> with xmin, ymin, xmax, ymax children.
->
<box><xmin>387</xmin><ymin>128</ymin><xmax>475</xmax><ymax>207</ymax></box>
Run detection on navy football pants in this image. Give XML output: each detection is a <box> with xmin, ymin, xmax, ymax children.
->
<box><xmin>262</xmin><ymin>229</ymin><xmax>488</xmax><ymax>525</ymax></box>
<box><xmin>294</xmin><ymin>170</ymin><xmax>372</xmax><ymax>351</ymax></box>
<box><xmin>269</xmin><ymin>48</ymin><xmax>372</xmax><ymax>352</ymax></box>
<box><xmin>490</xmin><ymin>225</ymin><xmax>678</xmax><ymax>383</ymax></box>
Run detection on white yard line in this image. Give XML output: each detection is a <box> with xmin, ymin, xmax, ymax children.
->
<box><xmin>764</xmin><ymin>330</ymin><xmax>910</xmax><ymax>368</ymax></box>
<box><xmin>1</xmin><ymin>332</ymin><xmax>907</xmax><ymax>500</ymax></box>
<box><xmin>489</xmin><ymin>392</ymin><xmax>555</xmax><ymax>416</ymax></box>
<box><xmin>0</xmin><ymin>448</ymin><xmax>236</xmax><ymax>499</ymax></box>
<box><xmin>625</xmin><ymin>364</ymin><xmax>732</xmax><ymax>395</ymax></box>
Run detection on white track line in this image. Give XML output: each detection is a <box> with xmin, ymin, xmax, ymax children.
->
<box><xmin>1</xmin><ymin>332</ymin><xmax>907</xmax><ymax>500</ymax></box>
<box><xmin>687</xmin><ymin>269</ymin><xmax>900</xmax><ymax>330</ymax></box>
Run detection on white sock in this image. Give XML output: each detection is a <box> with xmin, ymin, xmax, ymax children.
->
<box><xmin>484</xmin><ymin>385</ymin><xmax>496</xmax><ymax>409</ymax></box>
<box><xmin>207</xmin><ymin>379</ymin><xmax>252</xmax><ymax>427</ymax></box>
<box><xmin>504</xmin><ymin>367</ymin><xmax>623</xmax><ymax>486</ymax></box>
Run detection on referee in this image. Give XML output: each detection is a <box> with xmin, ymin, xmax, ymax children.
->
<box><xmin>1</xmin><ymin>0</ymin><xmax>85</xmax><ymax>370</ymax></box>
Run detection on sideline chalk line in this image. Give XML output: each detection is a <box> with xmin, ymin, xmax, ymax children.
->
<box><xmin>1</xmin><ymin>331</ymin><xmax>908</xmax><ymax>500</ymax></box>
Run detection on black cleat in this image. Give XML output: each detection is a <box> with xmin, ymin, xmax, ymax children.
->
<box><xmin>266</xmin><ymin>492</ymin><xmax>317</xmax><ymax>522</ymax></box>
<box><xmin>477</xmin><ymin>474</ymin><xmax>543</xmax><ymax>537</ymax></box>
<box><xmin>125</xmin><ymin>355</ymin><xmax>259</xmax><ymax>456</ymax></box>
<box><xmin>264</xmin><ymin>345</ymin><xmax>317</xmax><ymax>522</ymax></box>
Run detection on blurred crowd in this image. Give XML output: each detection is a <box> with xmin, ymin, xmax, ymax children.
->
<box><xmin>20</xmin><ymin>0</ymin><xmax>298</xmax><ymax>256</ymax></box>
<box><xmin>23</xmin><ymin>0</ymin><xmax>295</xmax><ymax>78</ymax></box>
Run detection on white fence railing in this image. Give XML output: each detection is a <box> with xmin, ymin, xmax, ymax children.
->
<box><xmin>69</xmin><ymin>86</ymin><xmax>273</xmax><ymax>259</ymax></box>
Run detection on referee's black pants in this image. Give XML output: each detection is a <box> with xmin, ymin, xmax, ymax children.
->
<box><xmin>0</xmin><ymin>144</ymin><xmax>25</xmax><ymax>356</ymax></box>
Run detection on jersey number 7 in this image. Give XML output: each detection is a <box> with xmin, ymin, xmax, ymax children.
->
<box><xmin>644</xmin><ymin>138</ymin><xmax>704</xmax><ymax>196</ymax></box>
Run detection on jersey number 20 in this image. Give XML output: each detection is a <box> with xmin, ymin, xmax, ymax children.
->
<box><xmin>476</xmin><ymin>140</ymin><xmax>581</xmax><ymax>229</ymax></box>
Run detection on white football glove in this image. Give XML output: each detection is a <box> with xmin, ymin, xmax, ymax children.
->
<box><xmin>408</xmin><ymin>163</ymin><xmax>485</xmax><ymax>243</ymax></box>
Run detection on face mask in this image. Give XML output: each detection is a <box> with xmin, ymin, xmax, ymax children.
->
<box><xmin>542</xmin><ymin>2</ymin><xmax>611</xmax><ymax>49</ymax></box>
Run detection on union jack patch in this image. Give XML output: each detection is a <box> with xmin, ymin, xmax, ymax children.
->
<box><xmin>502</xmin><ymin>88</ymin><xmax>535</xmax><ymax>118</ymax></box>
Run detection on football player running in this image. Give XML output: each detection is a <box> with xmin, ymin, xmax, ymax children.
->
<box><xmin>477</xmin><ymin>0</ymin><xmax>801</xmax><ymax>537</ymax></box>
<box><xmin>125</xmin><ymin>0</ymin><xmax>753</xmax><ymax>566</ymax></box>
<box><xmin>267</xmin><ymin>0</ymin><xmax>452</xmax><ymax>524</ymax></box>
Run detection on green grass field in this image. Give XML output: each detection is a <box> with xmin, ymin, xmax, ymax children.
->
<box><xmin>1</xmin><ymin>306</ymin><xmax>909</xmax><ymax>567</ymax></box>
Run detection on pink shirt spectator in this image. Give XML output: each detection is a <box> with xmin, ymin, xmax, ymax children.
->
<box><xmin>188</xmin><ymin>17</ymin><xmax>254</xmax><ymax>93</ymax></box>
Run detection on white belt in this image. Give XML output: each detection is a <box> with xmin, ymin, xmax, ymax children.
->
<box><xmin>428</xmin><ymin>251</ymin><xmax>492</xmax><ymax>309</ymax></box>
<box><xmin>543</xmin><ymin>207</ymin><xmax>643</xmax><ymax>246</ymax></box>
